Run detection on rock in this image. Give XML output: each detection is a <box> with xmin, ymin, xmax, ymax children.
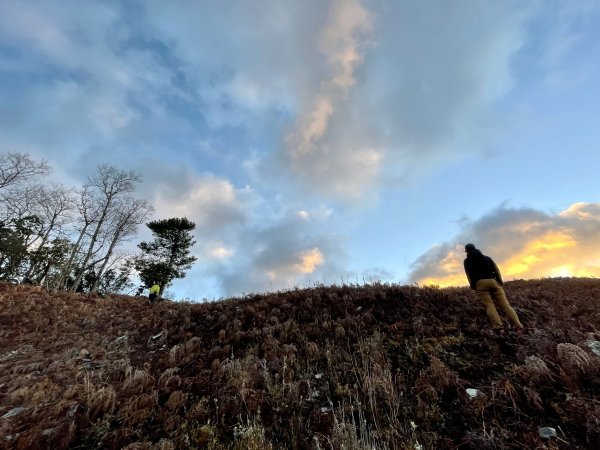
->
<box><xmin>585</xmin><ymin>340</ymin><xmax>600</xmax><ymax>357</ymax></box>
<box><xmin>466</xmin><ymin>388</ymin><xmax>478</xmax><ymax>399</ymax></box>
<box><xmin>1</xmin><ymin>407</ymin><xmax>26</xmax><ymax>419</ymax></box>
<box><xmin>538</xmin><ymin>427</ymin><xmax>557</xmax><ymax>439</ymax></box>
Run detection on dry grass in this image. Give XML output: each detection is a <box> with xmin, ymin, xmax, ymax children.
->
<box><xmin>0</xmin><ymin>278</ymin><xmax>599</xmax><ymax>448</ymax></box>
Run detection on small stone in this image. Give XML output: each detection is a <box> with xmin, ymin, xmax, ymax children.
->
<box><xmin>1</xmin><ymin>407</ymin><xmax>26</xmax><ymax>419</ymax></box>
<box><xmin>585</xmin><ymin>340</ymin><xmax>600</xmax><ymax>357</ymax></box>
<box><xmin>538</xmin><ymin>427</ymin><xmax>557</xmax><ymax>439</ymax></box>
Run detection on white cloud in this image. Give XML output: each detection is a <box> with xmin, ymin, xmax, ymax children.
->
<box><xmin>284</xmin><ymin>0</ymin><xmax>377</xmax><ymax>201</ymax></box>
<box><xmin>208</xmin><ymin>246</ymin><xmax>234</xmax><ymax>261</ymax></box>
<box><xmin>152</xmin><ymin>171</ymin><xmax>251</xmax><ymax>235</ymax></box>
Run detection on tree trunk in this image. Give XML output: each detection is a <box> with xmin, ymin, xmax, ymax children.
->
<box><xmin>69</xmin><ymin>205</ymin><xmax>110</xmax><ymax>292</ymax></box>
<box><xmin>57</xmin><ymin>224</ymin><xmax>88</xmax><ymax>290</ymax></box>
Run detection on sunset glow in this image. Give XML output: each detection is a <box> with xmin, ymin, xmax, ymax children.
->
<box><xmin>414</xmin><ymin>204</ymin><xmax>600</xmax><ymax>287</ymax></box>
<box><xmin>294</xmin><ymin>248</ymin><xmax>324</xmax><ymax>274</ymax></box>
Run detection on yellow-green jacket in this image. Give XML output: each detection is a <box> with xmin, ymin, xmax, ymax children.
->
<box><xmin>149</xmin><ymin>284</ymin><xmax>160</xmax><ymax>295</ymax></box>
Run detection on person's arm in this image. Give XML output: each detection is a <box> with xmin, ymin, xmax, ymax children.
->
<box><xmin>464</xmin><ymin>260</ymin><xmax>475</xmax><ymax>290</ymax></box>
<box><xmin>490</xmin><ymin>258</ymin><xmax>503</xmax><ymax>284</ymax></box>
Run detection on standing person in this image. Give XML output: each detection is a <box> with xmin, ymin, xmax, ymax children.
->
<box><xmin>148</xmin><ymin>281</ymin><xmax>160</xmax><ymax>304</ymax></box>
<box><xmin>463</xmin><ymin>243</ymin><xmax>523</xmax><ymax>335</ymax></box>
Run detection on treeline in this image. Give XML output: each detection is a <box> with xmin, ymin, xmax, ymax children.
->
<box><xmin>0</xmin><ymin>152</ymin><xmax>196</xmax><ymax>296</ymax></box>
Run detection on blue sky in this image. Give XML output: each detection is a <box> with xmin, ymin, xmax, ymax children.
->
<box><xmin>1</xmin><ymin>0</ymin><xmax>600</xmax><ymax>300</ymax></box>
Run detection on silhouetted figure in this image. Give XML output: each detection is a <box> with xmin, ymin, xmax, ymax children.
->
<box><xmin>464</xmin><ymin>243</ymin><xmax>523</xmax><ymax>335</ymax></box>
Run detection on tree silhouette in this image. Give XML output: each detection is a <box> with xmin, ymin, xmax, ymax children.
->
<box><xmin>133</xmin><ymin>217</ymin><xmax>198</xmax><ymax>292</ymax></box>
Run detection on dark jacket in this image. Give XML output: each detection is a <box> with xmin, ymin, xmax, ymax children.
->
<box><xmin>464</xmin><ymin>249</ymin><xmax>503</xmax><ymax>290</ymax></box>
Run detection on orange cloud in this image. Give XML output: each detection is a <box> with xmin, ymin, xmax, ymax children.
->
<box><xmin>262</xmin><ymin>248</ymin><xmax>325</xmax><ymax>288</ymax></box>
<box><xmin>411</xmin><ymin>203</ymin><xmax>600</xmax><ymax>287</ymax></box>
<box><xmin>294</xmin><ymin>248</ymin><xmax>324</xmax><ymax>274</ymax></box>
<box><xmin>503</xmin><ymin>230</ymin><xmax>576</xmax><ymax>277</ymax></box>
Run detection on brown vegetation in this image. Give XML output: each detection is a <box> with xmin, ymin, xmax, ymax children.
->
<box><xmin>0</xmin><ymin>278</ymin><xmax>599</xmax><ymax>449</ymax></box>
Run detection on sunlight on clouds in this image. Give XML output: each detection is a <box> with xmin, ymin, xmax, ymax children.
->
<box><xmin>285</xmin><ymin>0</ymin><xmax>374</xmax><ymax>199</ymax></box>
<box><xmin>412</xmin><ymin>242</ymin><xmax>468</xmax><ymax>287</ymax></box>
<box><xmin>503</xmin><ymin>231</ymin><xmax>576</xmax><ymax>276</ymax></box>
<box><xmin>411</xmin><ymin>203</ymin><xmax>600</xmax><ymax>287</ymax></box>
<box><xmin>291</xmin><ymin>95</ymin><xmax>334</xmax><ymax>158</ymax></box>
<box><xmin>294</xmin><ymin>248</ymin><xmax>324</xmax><ymax>274</ymax></box>
<box><xmin>320</xmin><ymin>0</ymin><xmax>372</xmax><ymax>90</ymax></box>
<box><xmin>297</xmin><ymin>210</ymin><xmax>310</xmax><ymax>220</ymax></box>
<box><xmin>262</xmin><ymin>248</ymin><xmax>324</xmax><ymax>287</ymax></box>
<box><xmin>559</xmin><ymin>202</ymin><xmax>600</xmax><ymax>220</ymax></box>
<box><xmin>418</xmin><ymin>273</ymin><xmax>467</xmax><ymax>288</ymax></box>
<box><xmin>209</xmin><ymin>247</ymin><xmax>233</xmax><ymax>260</ymax></box>
<box><xmin>549</xmin><ymin>265</ymin><xmax>572</xmax><ymax>277</ymax></box>
<box><xmin>439</xmin><ymin>251</ymin><xmax>463</xmax><ymax>274</ymax></box>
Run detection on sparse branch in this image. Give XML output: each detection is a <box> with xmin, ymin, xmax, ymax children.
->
<box><xmin>0</xmin><ymin>152</ymin><xmax>51</xmax><ymax>190</ymax></box>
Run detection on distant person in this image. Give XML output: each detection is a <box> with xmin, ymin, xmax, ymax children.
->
<box><xmin>148</xmin><ymin>282</ymin><xmax>160</xmax><ymax>304</ymax></box>
<box><xmin>463</xmin><ymin>243</ymin><xmax>523</xmax><ymax>335</ymax></box>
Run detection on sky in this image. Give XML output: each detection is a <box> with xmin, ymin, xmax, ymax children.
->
<box><xmin>1</xmin><ymin>0</ymin><xmax>600</xmax><ymax>300</ymax></box>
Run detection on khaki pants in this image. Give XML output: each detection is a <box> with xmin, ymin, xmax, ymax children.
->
<box><xmin>475</xmin><ymin>279</ymin><xmax>523</xmax><ymax>330</ymax></box>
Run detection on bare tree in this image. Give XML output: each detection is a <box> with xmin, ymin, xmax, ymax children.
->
<box><xmin>0</xmin><ymin>184</ymin><xmax>43</xmax><ymax>223</ymax></box>
<box><xmin>24</xmin><ymin>184</ymin><xmax>76</xmax><ymax>282</ymax></box>
<box><xmin>69</xmin><ymin>165</ymin><xmax>141</xmax><ymax>292</ymax></box>
<box><xmin>0</xmin><ymin>152</ymin><xmax>51</xmax><ymax>190</ymax></box>
<box><xmin>90</xmin><ymin>196</ymin><xmax>153</xmax><ymax>292</ymax></box>
<box><xmin>56</xmin><ymin>186</ymin><xmax>100</xmax><ymax>290</ymax></box>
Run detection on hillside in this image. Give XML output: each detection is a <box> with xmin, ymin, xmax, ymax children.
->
<box><xmin>0</xmin><ymin>279</ymin><xmax>599</xmax><ymax>449</ymax></box>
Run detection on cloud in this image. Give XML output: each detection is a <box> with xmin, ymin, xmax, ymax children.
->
<box><xmin>538</xmin><ymin>0</ymin><xmax>600</xmax><ymax>89</ymax></box>
<box><xmin>208</xmin><ymin>246</ymin><xmax>234</xmax><ymax>261</ymax></box>
<box><xmin>276</xmin><ymin>1</ymin><xmax>544</xmax><ymax>201</ymax></box>
<box><xmin>0</xmin><ymin>0</ymin><xmax>187</xmax><ymax>171</ymax></box>
<box><xmin>145</xmin><ymin>174</ymin><xmax>346</xmax><ymax>297</ymax></box>
<box><xmin>294</xmin><ymin>248</ymin><xmax>324</xmax><ymax>274</ymax></box>
<box><xmin>210</xmin><ymin>209</ymin><xmax>347</xmax><ymax>295</ymax></box>
<box><xmin>150</xmin><ymin>170</ymin><xmax>253</xmax><ymax>236</ymax></box>
<box><xmin>2</xmin><ymin>1</ymin><xmax>598</xmax><ymax>301</ymax></box>
<box><xmin>408</xmin><ymin>202</ymin><xmax>600</xmax><ymax>286</ymax></box>
<box><xmin>2</xmin><ymin>0</ymin><xmax>591</xmax><ymax>205</ymax></box>
<box><xmin>284</xmin><ymin>0</ymin><xmax>377</xmax><ymax>201</ymax></box>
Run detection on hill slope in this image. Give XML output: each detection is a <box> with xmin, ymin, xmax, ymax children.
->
<box><xmin>0</xmin><ymin>279</ymin><xmax>599</xmax><ymax>449</ymax></box>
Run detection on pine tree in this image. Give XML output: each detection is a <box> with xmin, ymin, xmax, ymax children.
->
<box><xmin>133</xmin><ymin>217</ymin><xmax>198</xmax><ymax>292</ymax></box>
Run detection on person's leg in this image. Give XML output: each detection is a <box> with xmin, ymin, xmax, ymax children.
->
<box><xmin>490</xmin><ymin>281</ymin><xmax>523</xmax><ymax>329</ymax></box>
<box><xmin>476</xmin><ymin>279</ymin><xmax>503</xmax><ymax>329</ymax></box>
